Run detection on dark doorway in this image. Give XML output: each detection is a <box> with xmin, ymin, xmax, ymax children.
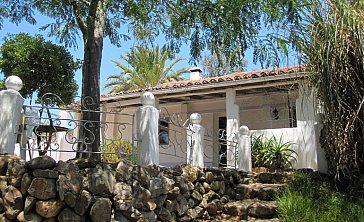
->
<box><xmin>218</xmin><ymin>117</ymin><xmax>227</xmax><ymax>167</ymax></box>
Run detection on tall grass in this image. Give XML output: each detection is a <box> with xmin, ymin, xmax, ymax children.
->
<box><xmin>277</xmin><ymin>172</ymin><xmax>364</xmax><ymax>222</ymax></box>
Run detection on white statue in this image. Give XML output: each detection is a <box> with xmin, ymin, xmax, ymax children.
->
<box><xmin>136</xmin><ymin>92</ymin><xmax>159</xmax><ymax>166</ymax></box>
<box><xmin>0</xmin><ymin>76</ymin><xmax>24</xmax><ymax>154</ymax></box>
<box><xmin>237</xmin><ymin>125</ymin><xmax>252</xmax><ymax>172</ymax></box>
<box><xmin>187</xmin><ymin>113</ymin><xmax>205</xmax><ymax>168</ymax></box>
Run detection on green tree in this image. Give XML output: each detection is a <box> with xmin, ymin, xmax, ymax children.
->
<box><xmin>104</xmin><ymin>45</ymin><xmax>187</xmax><ymax>93</ymax></box>
<box><xmin>0</xmin><ymin>33</ymin><xmax>79</xmax><ymax>105</ymax></box>
<box><xmin>202</xmin><ymin>53</ymin><xmax>248</xmax><ymax>77</ymax></box>
<box><xmin>287</xmin><ymin>0</ymin><xmax>364</xmax><ymax>192</ymax></box>
<box><xmin>1</xmin><ymin>0</ymin><xmax>304</xmax><ymax>159</ymax></box>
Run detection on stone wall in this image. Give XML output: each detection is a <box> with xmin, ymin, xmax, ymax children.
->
<box><xmin>0</xmin><ymin>154</ymin><xmax>253</xmax><ymax>222</ymax></box>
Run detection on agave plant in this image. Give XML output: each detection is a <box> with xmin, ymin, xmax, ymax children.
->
<box><xmin>251</xmin><ymin>134</ymin><xmax>296</xmax><ymax>170</ymax></box>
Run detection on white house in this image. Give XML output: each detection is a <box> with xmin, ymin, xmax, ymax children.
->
<box><xmin>98</xmin><ymin>66</ymin><xmax>328</xmax><ymax>172</ymax></box>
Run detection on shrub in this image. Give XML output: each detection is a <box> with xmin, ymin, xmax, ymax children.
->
<box><xmin>251</xmin><ymin>135</ymin><xmax>296</xmax><ymax>170</ymax></box>
<box><xmin>100</xmin><ymin>139</ymin><xmax>136</xmax><ymax>164</ymax></box>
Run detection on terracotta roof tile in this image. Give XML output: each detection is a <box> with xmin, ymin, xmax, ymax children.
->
<box><xmin>102</xmin><ymin>66</ymin><xmax>305</xmax><ymax>98</ymax></box>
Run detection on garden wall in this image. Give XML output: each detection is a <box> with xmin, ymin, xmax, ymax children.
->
<box><xmin>0</xmin><ymin>154</ymin><xmax>251</xmax><ymax>222</ymax></box>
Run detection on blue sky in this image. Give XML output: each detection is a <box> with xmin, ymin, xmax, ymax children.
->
<box><xmin>0</xmin><ymin>13</ymin><xmax>267</xmax><ymax>96</ymax></box>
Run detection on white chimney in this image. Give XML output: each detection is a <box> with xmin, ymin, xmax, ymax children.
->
<box><xmin>189</xmin><ymin>67</ymin><xmax>203</xmax><ymax>80</ymax></box>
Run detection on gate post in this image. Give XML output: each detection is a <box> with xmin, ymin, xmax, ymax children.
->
<box><xmin>187</xmin><ymin>113</ymin><xmax>205</xmax><ymax>167</ymax></box>
<box><xmin>237</xmin><ymin>125</ymin><xmax>252</xmax><ymax>172</ymax></box>
<box><xmin>136</xmin><ymin>92</ymin><xmax>159</xmax><ymax>166</ymax></box>
<box><xmin>0</xmin><ymin>76</ymin><xmax>24</xmax><ymax>154</ymax></box>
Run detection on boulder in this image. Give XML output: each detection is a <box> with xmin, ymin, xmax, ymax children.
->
<box><xmin>85</xmin><ymin>166</ymin><xmax>115</xmax><ymax>195</ymax></box>
<box><xmin>28</xmin><ymin>156</ymin><xmax>56</xmax><ymax>170</ymax></box>
<box><xmin>58</xmin><ymin>207</ymin><xmax>84</xmax><ymax>222</ymax></box>
<box><xmin>33</xmin><ymin>169</ymin><xmax>59</xmax><ymax>179</ymax></box>
<box><xmin>6</xmin><ymin>158</ymin><xmax>26</xmax><ymax>188</ymax></box>
<box><xmin>90</xmin><ymin>198</ymin><xmax>112</xmax><ymax>222</ymax></box>
<box><xmin>114</xmin><ymin>182</ymin><xmax>132</xmax><ymax>212</ymax></box>
<box><xmin>35</xmin><ymin>200</ymin><xmax>65</xmax><ymax>218</ymax></box>
<box><xmin>16</xmin><ymin>211</ymin><xmax>42</xmax><ymax>222</ymax></box>
<box><xmin>20</xmin><ymin>173</ymin><xmax>32</xmax><ymax>196</ymax></box>
<box><xmin>74</xmin><ymin>190</ymin><xmax>92</xmax><ymax>216</ymax></box>
<box><xmin>28</xmin><ymin>178</ymin><xmax>57</xmax><ymax>200</ymax></box>
<box><xmin>23</xmin><ymin>196</ymin><xmax>36</xmax><ymax>214</ymax></box>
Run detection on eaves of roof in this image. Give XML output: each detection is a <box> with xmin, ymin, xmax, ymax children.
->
<box><xmin>101</xmin><ymin>66</ymin><xmax>308</xmax><ymax>102</ymax></box>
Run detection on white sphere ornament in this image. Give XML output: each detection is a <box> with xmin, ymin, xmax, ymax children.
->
<box><xmin>239</xmin><ymin>125</ymin><xmax>250</xmax><ymax>136</ymax></box>
<box><xmin>140</xmin><ymin>91</ymin><xmax>155</xmax><ymax>106</ymax></box>
<box><xmin>5</xmin><ymin>75</ymin><xmax>23</xmax><ymax>91</ymax></box>
<box><xmin>190</xmin><ymin>113</ymin><xmax>202</xmax><ymax>124</ymax></box>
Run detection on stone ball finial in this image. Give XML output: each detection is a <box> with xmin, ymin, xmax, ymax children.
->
<box><xmin>239</xmin><ymin>125</ymin><xmax>250</xmax><ymax>136</ymax></box>
<box><xmin>190</xmin><ymin>113</ymin><xmax>202</xmax><ymax>124</ymax></box>
<box><xmin>5</xmin><ymin>75</ymin><xmax>23</xmax><ymax>91</ymax></box>
<box><xmin>140</xmin><ymin>91</ymin><xmax>155</xmax><ymax>106</ymax></box>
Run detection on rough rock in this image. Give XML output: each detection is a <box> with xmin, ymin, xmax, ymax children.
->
<box><xmin>0</xmin><ymin>155</ymin><xmax>12</xmax><ymax>175</ymax></box>
<box><xmin>114</xmin><ymin>182</ymin><xmax>132</xmax><ymax>212</ymax></box>
<box><xmin>176</xmin><ymin>196</ymin><xmax>188</xmax><ymax>216</ymax></box>
<box><xmin>156</xmin><ymin>207</ymin><xmax>174</xmax><ymax>222</ymax></box>
<box><xmin>23</xmin><ymin>196</ymin><xmax>36</xmax><ymax>214</ymax></box>
<box><xmin>210</xmin><ymin>180</ymin><xmax>225</xmax><ymax>196</ymax></box>
<box><xmin>132</xmin><ymin>166</ymin><xmax>151</xmax><ymax>187</ymax></box>
<box><xmin>206</xmin><ymin>202</ymin><xmax>217</xmax><ymax>215</ymax></box>
<box><xmin>141</xmin><ymin>211</ymin><xmax>157</xmax><ymax>222</ymax></box>
<box><xmin>35</xmin><ymin>200</ymin><xmax>65</xmax><ymax>218</ymax></box>
<box><xmin>57</xmin><ymin>163</ymin><xmax>83</xmax><ymax>201</ymax></box>
<box><xmin>90</xmin><ymin>198</ymin><xmax>112</xmax><ymax>222</ymax></box>
<box><xmin>149</xmin><ymin>176</ymin><xmax>175</xmax><ymax>197</ymax></box>
<box><xmin>28</xmin><ymin>178</ymin><xmax>57</xmax><ymax>200</ymax></box>
<box><xmin>20</xmin><ymin>173</ymin><xmax>32</xmax><ymax>196</ymax></box>
<box><xmin>33</xmin><ymin>169</ymin><xmax>59</xmax><ymax>179</ymax></box>
<box><xmin>115</xmin><ymin>160</ymin><xmax>133</xmax><ymax>182</ymax></box>
<box><xmin>58</xmin><ymin>207</ymin><xmax>84</xmax><ymax>222</ymax></box>
<box><xmin>248</xmin><ymin>201</ymin><xmax>278</xmax><ymax>219</ymax></box>
<box><xmin>235</xmin><ymin>183</ymin><xmax>284</xmax><ymax>201</ymax></box>
<box><xmin>64</xmin><ymin>192</ymin><xmax>77</xmax><ymax>208</ymax></box>
<box><xmin>74</xmin><ymin>190</ymin><xmax>92</xmax><ymax>216</ymax></box>
<box><xmin>3</xmin><ymin>185</ymin><xmax>23</xmax><ymax>219</ymax></box>
<box><xmin>28</xmin><ymin>156</ymin><xmax>56</xmax><ymax>170</ymax></box>
<box><xmin>224</xmin><ymin>201</ymin><xmax>249</xmax><ymax>217</ymax></box>
<box><xmin>6</xmin><ymin>158</ymin><xmax>26</xmax><ymax>188</ymax></box>
<box><xmin>85</xmin><ymin>166</ymin><xmax>115</xmax><ymax>195</ymax></box>
<box><xmin>16</xmin><ymin>211</ymin><xmax>42</xmax><ymax>222</ymax></box>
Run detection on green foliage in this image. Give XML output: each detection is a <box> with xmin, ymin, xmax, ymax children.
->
<box><xmin>251</xmin><ymin>135</ymin><xmax>296</xmax><ymax>170</ymax></box>
<box><xmin>287</xmin><ymin>0</ymin><xmax>364</xmax><ymax>191</ymax></box>
<box><xmin>104</xmin><ymin>45</ymin><xmax>188</xmax><ymax>93</ymax></box>
<box><xmin>0</xmin><ymin>80</ymin><xmax>4</xmax><ymax>90</ymax></box>
<box><xmin>277</xmin><ymin>172</ymin><xmax>364</xmax><ymax>222</ymax></box>
<box><xmin>0</xmin><ymin>33</ymin><xmax>79</xmax><ymax>105</ymax></box>
<box><xmin>100</xmin><ymin>139</ymin><xmax>135</xmax><ymax>164</ymax></box>
<box><xmin>202</xmin><ymin>53</ymin><xmax>247</xmax><ymax>77</ymax></box>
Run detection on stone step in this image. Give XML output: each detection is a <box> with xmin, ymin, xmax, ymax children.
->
<box><xmin>251</xmin><ymin>172</ymin><xmax>292</xmax><ymax>184</ymax></box>
<box><xmin>223</xmin><ymin>199</ymin><xmax>278</xmax><ymax>220</ymax></box>
<box><xmin>235</xmin><ymin>183</ymin><xmax>285</xmax><ymax>201</ymax></box>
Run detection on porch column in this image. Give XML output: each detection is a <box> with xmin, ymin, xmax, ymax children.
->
<box><xmin>295</xmin><ymin>84</ymin><xmax>327</xmax><ymax>172</ymax></box>
<box><xmin>226</xmin><ymin>88</ymin><xmax>240</xmax><ymax>168</ymax></box>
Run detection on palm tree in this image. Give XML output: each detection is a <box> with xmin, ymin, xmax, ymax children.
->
<box><xmin>104</xmin><ymin>45</ymin><xmax>188</xmax><ymax>93</ymax></box>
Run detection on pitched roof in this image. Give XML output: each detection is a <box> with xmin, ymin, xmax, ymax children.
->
<box><xmin>101</xmin><ymin>66</ymin><xmax>306</xmax><ymax>100</ymax></box>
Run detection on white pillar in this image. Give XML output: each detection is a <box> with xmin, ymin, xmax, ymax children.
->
<box><xmin>136</xmin><ymin>92</ymin><xmax>159</xmax><ymax>166</ymax></box>
<box><xmin>295</xmin><ymin>85</ymin><xmax>324</xmax><ymax>170</ymax></box>
<box><xmin>237</xmin><ymin>125</ymin><xmax>252</xmax><ymax>172</ymax></box>
<box><xmin>226</xmin><ymin>88</ymin><xmax>239</xmax><ymax>168</ymax></box>
<box><xmin>187</xmin><ymin>113</ymin><xmax>205</xmax><ymax>168</ymax></box>
<box><xmin>0</xmin><ymin>76</ymin><xmax>25</xmax><ymax>155</ymax></box>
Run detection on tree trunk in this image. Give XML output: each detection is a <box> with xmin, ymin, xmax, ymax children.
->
<box><xmin>77</xmin><ymin>37</ymin><xmax>103</xmax><ymax>161</ymax></box>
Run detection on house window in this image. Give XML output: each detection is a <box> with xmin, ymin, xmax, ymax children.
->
<box><xmin>289</xmin><ymin>105</ymin><xmax>297</xmax><ymax>128</ymax></box>
<box><xmin>159</xmin><ymin>118</ymin><xmax>169</xmax><ymax>145</ymax></box>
